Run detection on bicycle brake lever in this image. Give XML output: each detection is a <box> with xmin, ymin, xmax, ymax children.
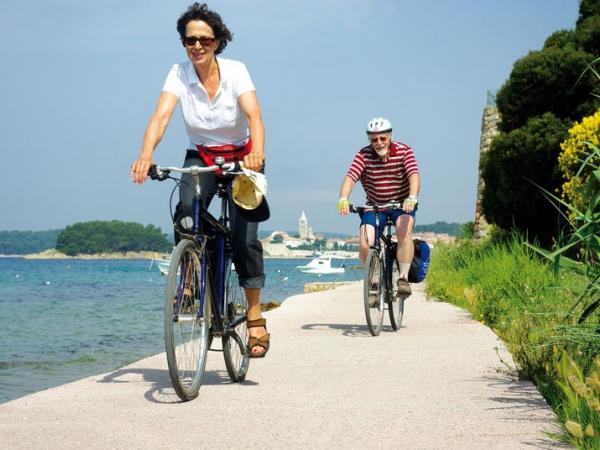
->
<box><xmin>148</xmin><ymin>165</ymin><xmax>170</xmax><ymax>181</ymax></box>
<box><xmin>148</xmin><ymin>165</ymin><xmax>159</xmax><ymax>180</ymax></box>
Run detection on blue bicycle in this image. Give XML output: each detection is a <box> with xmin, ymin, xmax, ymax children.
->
<box><xmin>149</xmin><ymin>158</ymin><xmax>249</xmax><ymax>401</ymax></box>
<box><xmin>350</xmin><ymin>203</ymin><xmax>405</xmax><ymax>336</ymax></box>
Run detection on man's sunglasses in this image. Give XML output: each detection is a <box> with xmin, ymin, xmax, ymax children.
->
<box><xmin>183</xmin><ymin>36</ymin><xmax>216</xmax><ymax>47</ymax></box>
<box><xmin>370</xmin><ymin>136</ymin><xmax>389</xmax><ymax>143</ymax></box>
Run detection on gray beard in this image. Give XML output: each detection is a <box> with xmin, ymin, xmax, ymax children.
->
<box><xmin>375</xmin><ymin>147</ymin><xmax>389</xmax><ymax>157</ymax></box>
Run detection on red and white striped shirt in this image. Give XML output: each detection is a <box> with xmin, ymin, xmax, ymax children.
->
<box><xmin>346</xmin><ymin>141</ymin><xmax>419</xmax><ymax>205</ymax></box>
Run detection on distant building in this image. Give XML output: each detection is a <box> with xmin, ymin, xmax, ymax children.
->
<box><xmin>299</xmin><ymin>210</ymin><xmax>312</xmax><ymax>240</ymax></box>
<box><xmin>284</xmin><ymin>236</ymin><xmax>304</xmax><ymax>248</ymax></box>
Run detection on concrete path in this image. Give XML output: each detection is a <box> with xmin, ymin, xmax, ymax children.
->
<box><xmin>0</xmin><ymin>283</ymin><xmax>563</xmax><ymax>449</ymax></box>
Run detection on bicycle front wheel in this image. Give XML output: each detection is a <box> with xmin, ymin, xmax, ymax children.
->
<box><xmin>364</xmin><ymin>248</ymin><xmax>384</xmax><ymax>336</ymax></box>
<box><xmin>164</xmin><ymin>239</ymin><xmax>211</xmax><ymax>401</ymax></box>
<box><xmin>222</xmin><ymin>263</ymin><xmax>249</xmax><ymax>382</ymax></box>
<box><xmin>388</xmin><ymin>257</ymin><xmax>404</xmax><ymax>330</ymax></box>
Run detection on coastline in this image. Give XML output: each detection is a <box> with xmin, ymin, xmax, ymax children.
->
<box><xmin>4</xmin><ymin>248</ymin><xmax>354</xmax><ymax>260</ymax></box>
<box><xmin>17</xmin><ymin>249</ymin><xmax>170</xmax><ymax>260</ymax></box>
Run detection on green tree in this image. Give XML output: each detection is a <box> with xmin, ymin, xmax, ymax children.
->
<box><xmin>481</xmin><ymin>0</ymin><xmax>600</xmax><ymax>244</ymax></box>
<box><xmin>271</xmin><ymin>234</ymin><xmax>284</xmax><ymax>244</ymax></box>
<box><xmin>413</xmin><ymin>221</ymin><xmax>461</xmax><ymax>236</ymax></box>
<box><xmin>577</xmin><ymin>0</ymin><xmax>600</xmax><ymax>25</ymax></box>
<box><xmin>0</xmin><ymin>230</ymin><xmax>60</xmax><ymax>254</ymax></box>
<box><xmin>543</xmin><ymin>29</ymin><xmax>576</xmax><ymax>50</ymax></box>
<box><xmin>457</xmin><ymin>221</ymin><xmax>474</xmax><ymax>240</ymax></box>
<box><xmin>481</xmin><ymin>113</ymin><xmax>570</xmax><ymax>244</ymax></box>
<box><xmin>56</xmin><ymin>220</ymin><xmax>172</xmax><ymax>256</ymax></box>
<box><xmin>495</xmin><ymin>47</ymin><xmax>598</xmax><ymax>133</ymax></box>
<box><xmin>575</xmin><ymin>15</ymin><xmax>600</xmax><ymax>55</ymax></box>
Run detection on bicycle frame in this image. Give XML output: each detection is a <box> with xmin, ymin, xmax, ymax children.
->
<box><xmin>164</xmin><ymin>164</ymin><xmax>243</xmax><ymax>338</ymax></box>
<box><xmin>369</xmin><ymin>209</ymin><xmax>397</xmax><ymax>295</ymax></box>
<box><xmin>152</xmin><ymin>160</ymin><xmax>251</xmax><ymax>398</ymax></box>
<box><xmin>189</xmin><ymin>177</ymin><xmax>236</xmax><ymax>337</ymax></box>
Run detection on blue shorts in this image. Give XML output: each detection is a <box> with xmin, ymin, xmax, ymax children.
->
<box><xmin>359</xmin><ymin>208</ymin><xmax>416</xmax><ymax>234</ymax></box>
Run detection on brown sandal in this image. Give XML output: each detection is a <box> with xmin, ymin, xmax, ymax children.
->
<box><xmin>247</xmin><ymin>318</ymin><xmax>270</xmax><ymax>358</ymax></box>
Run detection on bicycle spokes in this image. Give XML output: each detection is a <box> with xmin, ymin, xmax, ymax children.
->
<box><xmin>364</xmin><ymin>249</ymin><xmax>385</xmax><ymax>336</ymax></box>
<box><xmin>165</xmin><ymin>240</ymin><xmax>210</xmax><ymax>401</ymax></box>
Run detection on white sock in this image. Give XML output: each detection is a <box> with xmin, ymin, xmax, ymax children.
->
<box><xmin>399</xmin><ymin>263</ymin><xmax>411</xmax><ymax>280</ymax></box>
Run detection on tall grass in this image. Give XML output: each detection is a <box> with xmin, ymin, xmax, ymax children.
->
<box><xmin>427</xmin><ymin>236</ymin><xmax>584</xmax><ymax>376</ymax></box>
<box><xmin>426</xmin><ymin>236</ymin><xmax>600</xmax><ymax>447</ymax></box>
<box><xmin>427</xmin><ymin>59</ymin><xmax>600</xmax><ymax>447</ymax></box>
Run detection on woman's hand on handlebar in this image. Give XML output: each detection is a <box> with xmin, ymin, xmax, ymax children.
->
<box><xmin>130</xmin><ymin>158</ymin><xmax>153</xmax><ymax>184</ymax></box>
<box><xmin>243</xmin><ymin>150</ymin><xmax>264</xmax><ymax>172</ymax></box>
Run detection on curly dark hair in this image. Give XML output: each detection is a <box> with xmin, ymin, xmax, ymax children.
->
<box><xmin>176</xmin><ymin>3</ymin><xmax>233</xmax><ymax>55</ymax></box>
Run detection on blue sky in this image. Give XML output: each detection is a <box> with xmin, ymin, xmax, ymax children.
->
<box><xmin>0</xmin><ymin>0</ymin><xmax>580</xmax><ymax>235</ymax></box>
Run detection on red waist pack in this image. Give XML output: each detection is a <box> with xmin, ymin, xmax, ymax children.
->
<box><xmin>196</xmin><ymin>139</ymin><xmax>252</xmax><ymax>168</ymax></box>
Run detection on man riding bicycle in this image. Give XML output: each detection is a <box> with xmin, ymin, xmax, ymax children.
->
<box><xmin>338</xmin><ymin>117</ymin><xmax>420</xmax><ymax>296</ymax></box>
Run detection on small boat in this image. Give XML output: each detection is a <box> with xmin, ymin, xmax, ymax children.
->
<box><xmin>150</xmin><ymin>257</ymin><xmax>236</xmax><ymax>277</ymax></box>
<box><xmin>149</xmin><ymin>258</ymin><xmax>171</xmax><ymax>276</ymax></box>
<box><xmin>296</xmin><ymin>256</ymin><xmax>345</xmax><ymax>274</ymax></box>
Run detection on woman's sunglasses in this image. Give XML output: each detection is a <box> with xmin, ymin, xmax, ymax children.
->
<box><xmin>183</xmin><ymin>36</ymin><xmax>216</xmax><ymax>47</ymax></box>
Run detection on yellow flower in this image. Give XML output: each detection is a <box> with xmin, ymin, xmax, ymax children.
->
<box><xmin>587</xmin><ymin>397</ymin><xmax>600</xmax><ymax>411</ymax></box>
<box><xmin>585</xmin><ymin>424</ymin><xmax>595</xmax><ymax>437</ymax></box>
<box><xmin>558</xmin><ymin>109</ymin><xmax>600</xmax><ymax>218</ymax></box>
<box><xmin>565</xmin><ymin>420</ymin><xmax>584</xmax><ymax>439</ymax></box>
<box><xmin>569</xmin><ymin>374</ymin><xmax>590</xmax><ymax>398</ymax></box>
<box><xmin>587</xmin><ymin>372</ymin><xmax>600</xmax><ymax>394</ymax></box>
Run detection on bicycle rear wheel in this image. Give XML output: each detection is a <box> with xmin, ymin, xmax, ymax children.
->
<box><xmin>164</xmin><ymin>239</ymin><xmax>211</xmax><ymax>401</ymax></box>
<box><xmin>388</xmin><ymin>257</ymin><xmax>404</xmax><ymax>330</ymax></box>
<box><xmin>222</xmin><ymin>263</ymin><xmax>249</xmax><ymax>382</ymax></box>
<box><xmin>364</xmin><ymin>248</ymin><xmax>384</xmax><ymax>336</ymax></box>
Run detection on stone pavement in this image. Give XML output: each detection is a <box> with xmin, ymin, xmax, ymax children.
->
<box><xmin>0</xmin><ymin>283</ymin><xmax>563</xmax><ymax>449</ymax></box>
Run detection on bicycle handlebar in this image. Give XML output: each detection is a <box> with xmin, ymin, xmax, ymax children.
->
<box><xmin>349</xmin><ymin>202</ymin><xmax>403</xmax><ymax>213</ymax></box>
<box><xmin>148</xmin><ymin>161</ymin><xmax>240</xmax><ymax>181</ymax></box>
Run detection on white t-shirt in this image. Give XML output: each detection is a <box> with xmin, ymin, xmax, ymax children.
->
<box><xmin>162</xmin><ymin>57</ymin><xmax>256</xmax><ymax>147</ymax></box>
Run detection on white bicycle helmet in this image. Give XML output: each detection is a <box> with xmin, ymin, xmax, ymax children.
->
<box><xmin>366</xmin><ymin>117</ymin><xmax>392</xmax><ymax>134</ymax></box>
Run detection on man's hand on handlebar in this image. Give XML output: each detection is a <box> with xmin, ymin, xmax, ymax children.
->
<box><xmin>130</xmin><ymin>158</ymin><xmax>153</xmax><ymax>184</ymax></box>
<box><xmin>402</xmin><ymin>196</ymin><xmax>418</xmax><ymax>213</ymax></box>
<box><xmin>338</xmin><ymin>197</ymin><xmax>350</xmax><ymax>215</ymax></box>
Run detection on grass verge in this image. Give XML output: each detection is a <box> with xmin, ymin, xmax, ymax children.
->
<box><xmin>426</xmin><ymin>235</ymin><xmax>600</xmax><ymax>448</ymax></box>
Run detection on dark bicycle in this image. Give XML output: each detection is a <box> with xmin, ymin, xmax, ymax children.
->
<box><xmin>350</xmin><ymin>203</ymin><xmax>406</xmax><ymax>336</ymax></box>
<box><xmin>149</xmin><ymin>157</ymin><xmax>249</xmax><ymax>401</ymax></box>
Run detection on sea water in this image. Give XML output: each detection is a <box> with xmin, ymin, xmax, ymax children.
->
<box><xmin>0</xmin><ymin>257</ymin><xmax>360</xmax><ymax>403</ymax></box>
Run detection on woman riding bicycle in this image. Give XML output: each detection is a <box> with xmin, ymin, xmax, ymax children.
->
<box><xmin>130</xmin><ymin>3</ymin><xmax>270</xmax><ymax>358</ymax></box>
<box><xmin>338</xmin><ymin>117</ymin><xmax>420</xmax><ymax>296</ymax></box>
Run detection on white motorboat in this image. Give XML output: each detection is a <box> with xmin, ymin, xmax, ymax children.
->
<box><xmin>150</xmin><ymin>257</ymin><xmax>236</xmax><ymax>277</ymax></box>
<box><xmin>296</xmin><ymin>255</ymin><xmax>345</xmax><ymax>274</ymax></box>
<box><xmin>149</xmin><ymin>258</ymin><xmax>171</xmax><ymax>276</ymax></box>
